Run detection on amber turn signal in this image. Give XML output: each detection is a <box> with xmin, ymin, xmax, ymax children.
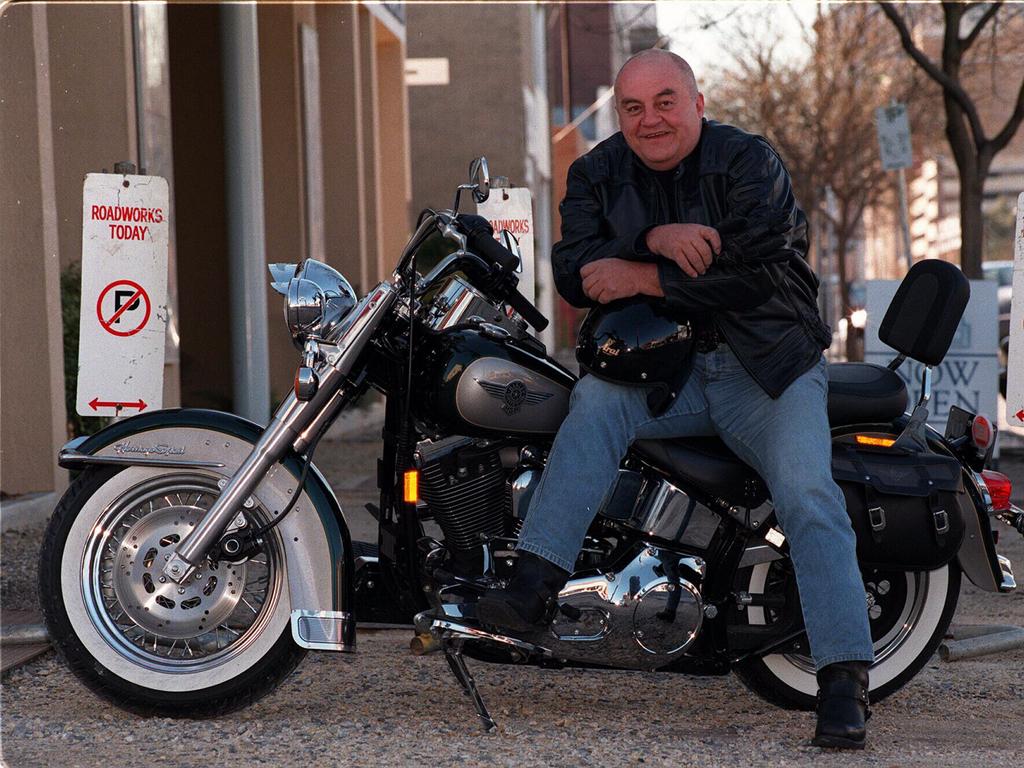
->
<box><xmin>403</xmin><ymin>470</ymin><xmax>419</xmax><ymax>503</ymax></box>
<box><xmin>855</xmin><ymin>435</ymin><xmax>896</xmax><ymax>447</ymax></box>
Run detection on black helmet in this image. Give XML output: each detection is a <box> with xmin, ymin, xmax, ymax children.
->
<box><xmin>575</xmin><ymin>301</ymin><xmax>694</xmax><ymax>413</ymax></box>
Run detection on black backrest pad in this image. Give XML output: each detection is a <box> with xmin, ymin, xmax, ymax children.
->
<box><xmin>878</xmin><ymin>260</ymin><xmax>970</xmax><ymax>366</ymax></box>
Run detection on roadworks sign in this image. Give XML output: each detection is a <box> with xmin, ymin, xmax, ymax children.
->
<box><xmin>76</xmin><ymin>173</ymin><xmax>169</xmax><ymax>417</ymax></box>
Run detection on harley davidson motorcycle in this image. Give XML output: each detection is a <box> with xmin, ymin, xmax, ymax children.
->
<box><xmin>41</xmin><ymin>158</ymin><xmax>1023</xmax><ymax>728</ymax></box>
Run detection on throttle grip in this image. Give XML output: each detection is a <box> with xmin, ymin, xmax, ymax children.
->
<box><xmin>457</xmin><ymin>214</ymin><xmax>549</xmax><ymax>331</ymax></box>
<box><xmin>461</xmin><ymin>215</ymin><xmax>520</xmax><ymax>272</ymax></box>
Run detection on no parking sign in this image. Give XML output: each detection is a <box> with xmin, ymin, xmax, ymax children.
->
<box><xmin>76</xmin><ymin>173</ymin><xmax>169</xmax><ymax>417</ymax></box>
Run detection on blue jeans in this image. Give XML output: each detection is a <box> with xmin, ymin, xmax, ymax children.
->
<box><xmin>517</xmin><ymin>345</ymin><xmax>874</xmax><ymax>670</ymax></box>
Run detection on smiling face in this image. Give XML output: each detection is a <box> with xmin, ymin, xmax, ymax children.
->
<box><xmin>614</xmin><ymin>54</ymin><xmax>705</xmax><ymax>171</ymax></box>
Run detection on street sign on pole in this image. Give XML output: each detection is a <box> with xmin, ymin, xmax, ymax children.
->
<box><xmin>76</xmin><ymin>173</ymin><xmax>169</xmax><ymax>417</ymax></box>
<box><xmin>876</xmin><ymin>102</ymin><xmax>915</xmax><ymax>271</ymax></box>
<box><xmin>1005</xmin><ymin>192</ymin><xmax>1024</xmax><ymax>425</ymax></box>
<box><xmin>477</xmin><ymin>186</ymin><xmax>536</xmax><ymax>305</ymax></box>
<box><xmin>876</xmin><ymin>103</ymin><xmax>913</xmax><ymax>171</ymax></box>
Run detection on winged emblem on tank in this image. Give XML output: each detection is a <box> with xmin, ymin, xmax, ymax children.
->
<box><xmin>476</xmin><ymin>378</ymin><xmax>554</xmax><ymax>416</ymax></box>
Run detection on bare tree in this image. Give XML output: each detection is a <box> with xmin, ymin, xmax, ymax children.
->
<box><xmin>877</xmin><ymin>1</ymin><xmax>1024</xmax><ymax>278</ymax></box>
<box><xmin>713</xmin><ymin>4</ymin><xmax>937</xmax><ymax>321</ymax></box>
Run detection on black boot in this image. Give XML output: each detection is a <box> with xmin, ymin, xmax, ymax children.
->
<box><xmin>812</xmin><ymin>661</ymin><xmax>870</xmax><ymax>749</ymax></box>
<box><xmin>476</xmin><ymin>551</ymin><xmax>570</xmax><ymax>632</ymax></box>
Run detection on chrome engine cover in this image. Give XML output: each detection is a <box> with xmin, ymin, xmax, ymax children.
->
<box><xmin>516</xmin><ymin>548</ymin><xmax>705</xmax><ymax>670</ymax></box>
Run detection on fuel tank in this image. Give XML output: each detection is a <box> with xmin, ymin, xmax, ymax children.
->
<box><xmin>417</xmin><ymin>329</ymin><xmax>575</xmax><ymax>438</ymax></box>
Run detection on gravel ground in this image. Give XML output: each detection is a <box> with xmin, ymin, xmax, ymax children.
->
<box><xmin>2</xmin><ymin>432</ymin><xmax>1023</xmax><ymax>766</ymax></box>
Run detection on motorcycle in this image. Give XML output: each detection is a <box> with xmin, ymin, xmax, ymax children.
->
<box><xmin>41</xmin><ymin>158</ymin><xmax>1023</xmax><ymax>728</ymax></box>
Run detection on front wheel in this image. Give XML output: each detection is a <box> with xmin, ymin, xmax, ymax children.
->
<box><xmin>39</xmin><ymin>466</ymin><xmax>306</xmax><ymax>716</ymax></box>
<box><xmin>733</xmin><ymin>559</ymin><xmax>960</xmax><ymax>710</ymax></box>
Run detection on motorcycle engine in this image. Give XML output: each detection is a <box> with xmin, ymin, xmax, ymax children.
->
<box><xmin>415</xmin><ymin>436</ymin><xmax>513</xmax><ymax>573</ymax></box>
<box><xmin>517</xmin><ymin>547</ymin><xmax>706</xmax><ymax>670</ymax></box>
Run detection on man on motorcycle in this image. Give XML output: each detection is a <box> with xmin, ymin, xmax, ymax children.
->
<box><xmin>478</xmin><ymin>49</ymin><xmax>873</xmax><ymax>749</ymax></box>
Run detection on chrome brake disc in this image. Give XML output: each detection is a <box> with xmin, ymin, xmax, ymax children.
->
<box><xmin>111</xmin><ymin>505</ymin><xmax>247</xmax><ymax>640</ymax></box>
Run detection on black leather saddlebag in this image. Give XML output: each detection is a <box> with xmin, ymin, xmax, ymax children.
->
<box><xmin>832</xmin><ymin>444</ymin><xmax>966</xmax><ymax>570</ymax></box>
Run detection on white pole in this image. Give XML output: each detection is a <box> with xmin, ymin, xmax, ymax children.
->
<box><xmin>529</xmin><ymin>2</ymin><xmax>555</xmax><ymax>351</ymax></box>
<box><xmin>221</xmin><ymin>4</ymin><xmax>270</xmax><ymax>424</ymax></box>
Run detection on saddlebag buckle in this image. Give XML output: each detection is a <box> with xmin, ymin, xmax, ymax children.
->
<box><xmin>933</xmin><ymin>508</ymin><xmax>950</xmax><ymax>534</ymax></box>
<box><xmin>868</xmin><ymin>505</ymin><xmax>886</xmax><ymax>532</ymax></box>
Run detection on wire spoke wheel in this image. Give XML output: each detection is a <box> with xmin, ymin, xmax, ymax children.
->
<box><xmin>752</xmin><ymin>563</ymin><xmax>930</xmax><ymax>676</ymax></box>
<box><xmin>734</xmin><ymin>558</ymin><xmax>959</xmax><ymax>709</ymax></box>
<box><xmin>81</xmin><ymin>473</ymin><xmax>283</xmax><ymax>674</ymax></box>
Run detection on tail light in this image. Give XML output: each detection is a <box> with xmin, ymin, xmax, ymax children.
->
<box><xmin>981</xmin><ymin>470</ymin><xmax>1012</xmax><ymax>511</ymax></box>
<box><xmin>971</xmin><ymin>415</ymin><xmax>994</xmax><ymax>451</ymax></box>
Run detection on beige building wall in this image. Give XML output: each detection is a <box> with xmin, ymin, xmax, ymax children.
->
<box><xmin>258</xmin><ymin>2</ymin><xmax>317</xmax><ymax>400</ymax></box>
<box><xmin>1</xmin><ymin>3</ymin><xmax>185</xmax><ymax>496</ymax></box>
<box><xmin>47</xmin><ymin>4</ymin><xmax>138</xmax><ymax>273</ymax></box>
<box><xmin>1</xmin><ymin>2</ymin><xmax>409</xmax><ymax>494</ymax></box>
<box><xmin>406</xmin><ymin>3</ymin><xmax>531</xmax><ymax>221</ymax></box>
<box><xmin>0</xmin><ymin>4</ymin><xmax>67</xmax><ymax>495</ymax></box>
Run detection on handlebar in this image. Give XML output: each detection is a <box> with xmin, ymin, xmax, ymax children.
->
<box><xmin>461</xmin><ymin>215</ymin><xmax>520</xmax><ymax>272</ymax></box>
<box><xmin>503</xmin><ymin>285</ymin><xmax>549</xmax><ymax>332</ymax></box>
<box><xmin>426</xmin><ymin>213</ymin><xmax>549</xmax><ymax>333</ymax></box>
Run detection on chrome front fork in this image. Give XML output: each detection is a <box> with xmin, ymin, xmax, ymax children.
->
<box><xmin>163</xmin><ymin>282</ymin><xmax>398</xmax><ymax>584</ymax></box>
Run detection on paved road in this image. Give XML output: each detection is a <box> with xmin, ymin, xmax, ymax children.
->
<box><xmin>2</xmin><ymin>425</ymin><xmax>1023</xmax><ymax>766</ymax></box>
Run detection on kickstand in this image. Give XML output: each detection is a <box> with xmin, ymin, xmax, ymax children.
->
<box><xmin>443</xmin><ymin>639</ymin><xmax>497</xmax><ymax>732</ymax></box>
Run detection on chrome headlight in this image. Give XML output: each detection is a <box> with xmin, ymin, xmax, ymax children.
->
<box><xmin>268</xmin><ymin>260</ymin><xmax>357</xmax><ymax>349</ymax></box>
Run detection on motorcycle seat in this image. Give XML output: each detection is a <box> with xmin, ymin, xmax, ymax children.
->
<box><xmin>826</xmin><ymin>362</ymin><xmax>908</xmax><ymax>426</ymax></box>
<box><xmin>631</xmin><ymin>363</ymin><xmax>908</xmax><ymax>506</ymax></box>
<box><xmin>632</xmin><ymin>437</ymin><xmax>769</xmax><ymax>507</ymax></box>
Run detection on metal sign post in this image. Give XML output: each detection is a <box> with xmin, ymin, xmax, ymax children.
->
<box><xmin>876</xmin><ymin>102</ymin><xmax>914</xmax><ymax>272</ymax></box>
<box><xmin>76</xmin><ymin>169</ymin><xmax>169</xmax><ymax>417</ymax></box>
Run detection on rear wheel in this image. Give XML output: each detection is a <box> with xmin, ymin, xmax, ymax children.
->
<box><xmin>733</xmin><ymin>558</ymin><xmax>960</xmax><ymax>710</ymax></box>
<box><xmin>40</xmin><ymin>466</ymin><xmax>306</xmax><ymax>716</ymax></box>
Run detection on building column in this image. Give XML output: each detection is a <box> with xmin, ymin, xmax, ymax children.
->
<box><xmin>317</xmin><ymin>3</ymin><xmax>367</xmax><ymax>292</ymax></box>
<box><xmin>374</xmin><ymin>24</ymin><xmax>411</xmax><ymax>278</ymax></box>
<box><xmin>358</xmin><ymin>8</ymin><xmax>381</xmax><ymax>287</ymax></box>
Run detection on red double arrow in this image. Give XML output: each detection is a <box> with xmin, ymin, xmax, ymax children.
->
<box><xmin>89</xmin><ymin>398</ymin><xmax>148</xmax><ymax>412</ymax></box>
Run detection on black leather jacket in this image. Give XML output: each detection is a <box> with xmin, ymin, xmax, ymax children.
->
<box><xmin>553</xmin><ymin>120</ymin><xmax>832</xmax><ymax>398</ymax></box>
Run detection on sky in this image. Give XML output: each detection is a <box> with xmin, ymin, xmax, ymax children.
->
<box><xmin>655</xmin><ymin>0</ymin><xmax>819</xmax><ymax>81</ymax></box>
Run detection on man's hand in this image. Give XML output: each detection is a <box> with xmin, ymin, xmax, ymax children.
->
<box><xmin>581</xmin><ymin>259</ymin><xmax>663</xmax><ymax>304</ymax></box>
<box><xmin>646</xmin><ymin>224</ymin><xmax>721</xmax><ymax>278</ymax></box>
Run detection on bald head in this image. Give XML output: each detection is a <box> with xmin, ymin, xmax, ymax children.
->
<box><xmin>614</xmin><ymin>49</ymin><xmax>699</xmax><ymax>100</ymax></box>
<box><xmin>612</xmin><ymin>48</ymin><xmax>705</xmax><ymax>171</ymax></box>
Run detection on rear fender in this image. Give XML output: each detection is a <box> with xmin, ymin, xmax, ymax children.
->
<box><xmin>60</xmin><ymin>408</ymin><xmax>356</xmax><ymax>650</ymax></box>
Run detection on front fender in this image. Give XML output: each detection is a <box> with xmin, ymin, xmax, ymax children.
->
<box><xmin>61</xmin><ymin>408</ymin><xmax>356</xmax><ymax>650</ymax></box>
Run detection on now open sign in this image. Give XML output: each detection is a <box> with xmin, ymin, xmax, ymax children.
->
<box><xmin>75</xmin><ymin>173</ymin><xmax>169</xmax><ymax>418</ymax></box>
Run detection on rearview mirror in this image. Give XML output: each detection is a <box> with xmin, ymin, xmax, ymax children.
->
<box><xmin>469</xmin><ymin>157</ymin><xmax>490</xmax><ymax>204</ymax></box>
<box><xmin>452</xmin><ymin>156</ymin><xmax>492</xmax><ymax>213</ymax></box>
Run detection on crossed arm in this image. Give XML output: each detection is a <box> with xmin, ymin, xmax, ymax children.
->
<box><xmin>580</xmin><ymin>223</ymin><xmax>721</xmax><ymax>304</ymax></box>
<box><xmin>553</xmin><ymin>138</ymin><xmax>805</xmax><ymax>312</ymax></box>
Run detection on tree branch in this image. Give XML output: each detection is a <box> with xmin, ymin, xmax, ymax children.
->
<box><xmin>960</xmin><ymin>1</ymin><xmax>1002</xmax><ymax>53</ymax></box>
<box><xmin>876</xmin><ymin>1</ymin><xmax>987</xmax><ymax>144</ymax></box>
<box><xmin>991</xmin><ymin>76</ymin><xmax>1024</xmax><ymax>153</ymax></box>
